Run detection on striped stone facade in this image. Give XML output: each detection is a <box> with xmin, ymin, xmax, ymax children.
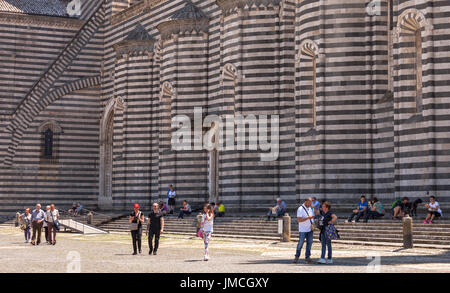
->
<box><xmin>0</xmin><ymin>0</ymin><xmax>449</xmax><ymax>214</ymax></box>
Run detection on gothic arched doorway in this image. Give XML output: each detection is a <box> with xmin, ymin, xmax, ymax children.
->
<box><xmin>99</xmin><ymin>99</ymin><xmax>116</xmax><ymax>209</ymax></box>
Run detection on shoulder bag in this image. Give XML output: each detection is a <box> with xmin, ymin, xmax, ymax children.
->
<box><xmin>129</xmin><ymin>212</ymin><xmax>141</xmax><ymax>231</ymax></box>
<box><xmin>302</xmin><ymin>206</ymin><xmax>315</xmax><ymax>231</ymax></box>
<box><xmin>50</xmin><ymin>210</ymin><xmax>60</xmax><ymax>231</ymax></box>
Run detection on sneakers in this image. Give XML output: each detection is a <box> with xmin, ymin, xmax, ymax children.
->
<box><xmin>293</xmin><ymin>256</ymin><xmax>299</xmax><ymax>264</ymax></box>
<box><xmin>204</xmin><ymin>255</ymin><xmax>209</xmax><ymax>261</ymax></box>
<box><xmin>305</xmin><ymin>258</ymin><xmax>313</xmax><ymax>264</ymax></box>
<box><xmin>424</xmin><ymin>220</ymin><xmax>427</xmax><ymax>224</ymax></box>
<box><xmin>326</xmin><ymin>259</ymin><xmax>333</xmax><ymax>264</ymax></box>
<box><xmin>317</xmin><ymin>258</ymin><xmax>327</xmax><ymax>264</ymax></box>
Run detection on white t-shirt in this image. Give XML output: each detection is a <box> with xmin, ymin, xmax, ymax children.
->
<box><xmin>168</xmin><ymin>190</ymin><xmax>176</xmax><ymax>199</ymax></box>
<box><xmin>46</xmin><ymin>209</ymin><xmax>59</xmax><ymax>223</ymax></box>
<box><xmin>428</xmin><ymin>201</ymin><xmax>442</xmax><ymax>215</ymax></box>
<box><xmin>202</xmin><ymin>214</ymin><xmax>214</xmax><ymax>233</ymax></box>
<box><xmin>297</xmin><ymin>205</ymin><xmax>314</xmax><ymax>233</ymax></box>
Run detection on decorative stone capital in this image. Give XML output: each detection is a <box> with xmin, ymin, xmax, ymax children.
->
<box><xmin>157</xmin><ymin>18</ymin><xmax>209</xmax><ymax>41</ymax></box>
<box><xmin>157</xmin><ymin>2</ymin><xmax>209</xmax><ymax>41</ymax></box>
<box><xmin>113</xmin><ymin>40</ymin><xmax>156</xmax><ymax>57</ymax></box>
<box><xmin>216</xmin><ymin>0</ymin><xmax>282</xmax><ymax>16</ymax></box>
<box><xmin>114</xmin><ymin>24</ymin><xmax>156</xmax><ymax>57</ymax></box>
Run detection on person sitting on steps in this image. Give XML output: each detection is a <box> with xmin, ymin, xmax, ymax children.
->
<box><xmin>345</xmin><ymin>195</ymin><xmax>368</xmax><ymax>223</ymax></box>
<box><xmin>363</xmin><ymin>197</ymin><xmax>385</xmax><ymax>222</ymax></box>
<box><xmin>267</xmin><ymin>198</ymin><xmax>287</xmax><ymax>221</ymax></box>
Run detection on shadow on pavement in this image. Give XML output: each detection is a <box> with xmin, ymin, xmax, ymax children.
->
<box><xmin>241</xmin><ymin>250</ymin><xmax>450</xmax><ymax>267</ymax></box>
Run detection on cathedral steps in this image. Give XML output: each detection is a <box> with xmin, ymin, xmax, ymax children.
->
<box><xmin>96</xmin><ymin>215</ymin><xmax>450</xmax><ymax>248</ymax></box>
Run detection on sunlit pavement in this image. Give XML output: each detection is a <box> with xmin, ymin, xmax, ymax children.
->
<box><xmin>0</xmin><ymin>227</ymin><xmax>449</xmax><ymax>273</ymax></box>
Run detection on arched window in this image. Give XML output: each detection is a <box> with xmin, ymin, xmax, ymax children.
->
<box><xmin>161</xmin><ymin>81</ymin><xmax>174</xmax><ymax>150</ymax></box>
<box><xmin>299</xmin><ymin>40</ymin><xmax>319</xmax><ymax>128</ymax></box>
<box><xmin>43</xmin><ymin>129</ymin><xmax>54</xmax><ymax>158</ymax></box>
<box><xmin>397</xmin><ymin>9</ymin><xmax>430</xmax><ymax>114</ymax></box>
<box><xmin>38</xmin><ymin>120</ymin><xmax>62</xmax><ymax>164</ymax></box>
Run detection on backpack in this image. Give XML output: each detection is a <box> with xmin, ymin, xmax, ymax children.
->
<box><xmin>391</xmin><ymin>199</ymin><xmax>402</xmax><ymax>209</ymax></box>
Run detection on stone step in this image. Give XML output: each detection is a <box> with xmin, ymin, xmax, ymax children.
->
<box><xmin>104</xmin><ymin>229</ymin><xmax>450</xmax><ymax>247</ymax></box>
<box><xmin>101</xmin><ymin>224</ymin><xmax>450</xmax><ymax>241</ymax></box>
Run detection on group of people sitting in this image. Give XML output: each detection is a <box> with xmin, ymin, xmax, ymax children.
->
<box><xmin>177</xmin><ymin>201</ymin><xmax>226</xmax><ymax>219</ymax></box>
<box><xmin>68</xmin><ymin>203</ymin><xmax>83</xmax><ymax>216</ymax></box>
<box><xmin>346</xmin><ymin>195</ymin><xmax>443</xmax><ymax>223</ymax></box>
<box><xmin>266</xmin><ymin>194</ymin><xmax>444</xmax><ymax>224</ymax></box>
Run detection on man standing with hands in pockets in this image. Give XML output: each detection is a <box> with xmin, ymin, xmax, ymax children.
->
<box><xmin>293</xmin><ymin>197</ymin><xmax>316</xmax><ymax>264</ymax></box>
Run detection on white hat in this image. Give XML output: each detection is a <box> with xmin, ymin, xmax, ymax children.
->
<box><xmin>276</xmin><ymin>198</ymin><xmax>281</xmax><ymax>201</ymax></box>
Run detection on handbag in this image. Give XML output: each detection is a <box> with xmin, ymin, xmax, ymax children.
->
<box><xmin>302</xmin><ymin>205</ymin><xmax>315</xmax><ymax>231</ymax></box>
<box><xmin>129</xmin><ymin>212</ymin><xmax>141</xmax><ymax>231</ymax></box>
<box><xmin>325</xmin><ymin>224</ymin><xmax>340</xmax><ymax>240</ymax></box>
<box><xmin>197</xmin><ymin>215</ymin><xmax>205</xmax><ymax>238</ymax></box>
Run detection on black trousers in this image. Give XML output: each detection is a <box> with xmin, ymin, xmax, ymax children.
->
<box><xmin>148</xmin><ymin>230</ymin><xmax>161</xmax><ymax>252</ymax></box>
<box><xmin>131</xmin><ymin>229</ymin><xmax>142</xmax><ymax>253</ymax></box>
<box><xmin>44</xmin><ymin>226</ymin><xmax>49</xmax><ymax>242</ymax></box>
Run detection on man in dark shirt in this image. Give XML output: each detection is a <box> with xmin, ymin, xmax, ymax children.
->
<box><xmin>146</xmin><ymin>202</ymin><xmax>164</xmax><ymax>255</ymax></box>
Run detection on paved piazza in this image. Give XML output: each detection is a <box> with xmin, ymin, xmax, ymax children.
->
<box><xmin>0</xmin><ymin>227</ymin><xmax>449</xmax><ymax>273</ymax></box>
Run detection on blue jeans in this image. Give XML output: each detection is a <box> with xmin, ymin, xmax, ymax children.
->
<box><xmin>320</xmin><ymin>232</ymin><xmax>332</xmax><ymax>259</ymax></box>
<box><xmin>24</xmin><ymin>227</ymin><xmax>30</xmax><ymax>241</ymax></box>
<box><xmin>267</xmin><ymin>208</ymin><xmax>286</xmax><ymax>219</ymax></box>
<box><xmin>295</xmin><ymin>231</ymin><xmax>313</xmax><ymax>258</ymax></box>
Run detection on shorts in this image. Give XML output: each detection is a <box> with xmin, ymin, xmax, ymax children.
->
<box><xmin>428</xmin><ymin>211</ymin><xmax>441</xmax><ymax>217</ymax></box>
<box><xmin>168</xmin><ymin>198</ymin><xmax>176</xmax><ymax>206</ymax></box>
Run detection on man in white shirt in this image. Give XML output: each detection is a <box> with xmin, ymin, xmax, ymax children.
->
<box><xmin>293</xmin><ymin>197</ymin><xmax>315</xmax><ymax>264</ymax></box>
<box><xmin>46</xmin><ymin>204</ymin><xmax>59</xmax><ymax>245</ymax></box>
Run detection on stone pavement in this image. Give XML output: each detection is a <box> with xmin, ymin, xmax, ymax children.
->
<box><xmin>0</xmin><ymin>227</ymin><xmax>449</xmax><ymax>273</ymax></box>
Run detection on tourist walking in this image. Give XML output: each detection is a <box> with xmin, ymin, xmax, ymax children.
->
<box><xmin>46</xmin><ymin>204</ymin><xmax>60</xmax><ymax>245</ymax></box>
<box><xmin>293</xmin><ymin>198</ymin><xmax>315</xmax><ymax>264</ymax></box>
<box><xmin>425</xmin><ymin>196</ymin><xmax>442</xmax><ymax>223</ymax></box>
<box><xmin>129</xmin><ymin>204</ymin><xmax>144</xmax><ymax>255</ymax></box>
<box><xmin>178</xmin><ymin>200</ymin><xmax>192</xmax><ymax>219</ymax></box>
<box><xmin>43</xmin><ymin>205</ymin><xmax>51</xmax><ymax>244</ymax></box>
<box><xmin>167</xmin><ymin>185</ymin><xmax>176</xmax><ymax>214</ymax></box>
<box><xmin>19</xmin><ymin>208</ymin><xmax>32</xmax><ymax>243</ymax></box>
<box><xmin>317</xmin><ymin>201</ymin><xmax>338</xmax><ymax>264</ymax></box>
<box><xmin>201</xmin><ymin>204</ymin><xmax>214</xmax><ymax>261</ymax></box>
<box><xmin>146</xmin><ymin>202</ymin><xmax>165</xmax><ymax>255</ymax></box>
<box><xmin>30</xmin><ymin>204</ymin><xmax>46</xmax><ymax>245</ymax></box>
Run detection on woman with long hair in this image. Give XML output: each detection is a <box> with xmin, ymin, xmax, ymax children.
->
<box><xmin>201</xmin><ymin>204</ymin><xmax>214</xmax><ymax>261</ymax></box>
